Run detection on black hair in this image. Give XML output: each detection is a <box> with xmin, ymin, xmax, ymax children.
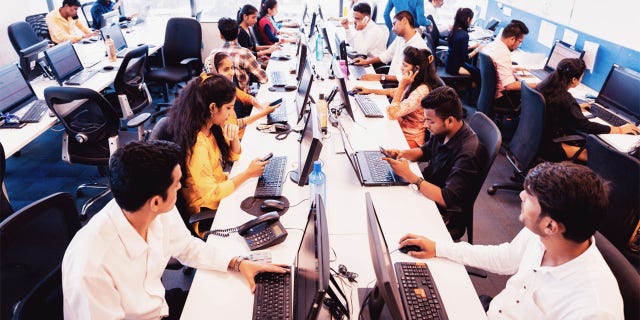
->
<box><xmin>502</xmin><ymin>19</ymin><xmax>529</xmax><ymax>39</ymax></box>
<box><xmin>536</xmin><ymin>58</ymin><xmax>586</xmax><ymax>107</ymax></box>
<box><xmin>394</xmin><ymin>10</ymin><xmax>415</xmax><ymax>28</ymax></box>
<box><xmin>420</xmin><ymin>86</ymin><xmax>463</xmax><ymax>120</ymax></box>
<box><xmin>524</xmin><ymin>162</ymin><xmax>609</xmax><ymax>243</ymax></box>
<box><xmin>352</xmin><ymin>2</ymin><xmax>371</xmax><ymax>16</ymax></box>
<box><xmin>450</xmin><ymin>8</ymin><xmax>474</xmax><ymax>41</ymax></box>
<box><xmin>402</xmin><ymin>47</ymin><xmax>442</xmax><ymax>99</ymax></box>
<box><xmin>108</xmin><ymin>140</ymin><xmax>181</xmax><ymax>212</ymax></box>
<box><xmin>63</xmin><ymin>0</ymin><xmax>81</xmax><ymax>7</ymax></box>
<box><xmin>211</xmin><ymin>52</ymin><xmax>230</xmax><ymax>73</ymax></box>
<box><xmin>218</xmin><ymin>17</ymin><xmax>239</xmax><ymax>41</ymax></box>
<box><xmin>237</xmin><ymin>4</ymin><xmax>258</xmax><ymax>24</ymax></box>
<box><xmin>260</xmin><ymin>0</ymin><xmax>278</xmax><ymax>18</ymax></box>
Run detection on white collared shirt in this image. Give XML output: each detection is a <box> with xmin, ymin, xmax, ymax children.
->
<box><xmin>344</xmin><ymin>20</ymin><xmax>389</xmax><ymax>58</ymax></box>
<box><xmin>379</xmin><ymin>30</ymin><xmax>429</xmax><ymax>80</ymax></box>
<box><xmin>62</xmin><ymin>200</ymin><xmax>235</xmax><ymax>319</ymax></box>
<box><xmin>481</xmin><ymin>39</ymin><xmax>517</xmax><ymax>98</ymax></box>
<box><xmin>437</xmin><ymin>228</ymin><xmax>623</xmax><ymax>319</ymax></box>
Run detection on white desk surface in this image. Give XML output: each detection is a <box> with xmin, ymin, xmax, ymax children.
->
<box><xmin>181</xmin><ymin>47</ymin><xmax>486</xmax><ymax>319</ymax></box>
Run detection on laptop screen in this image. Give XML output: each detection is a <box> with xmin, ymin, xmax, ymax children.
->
<box><xmin>45</xmin><ymin>42</ymin><xmax>83</xmax><ymax>84</ymax></box>
<box><xmin>596</xmin><ymin>64</ymin><xmax>640</xmax><ymax>120</ymax></box>
<box><xmin>101</xmin><ymin>10</ymin><xmax>119</xmax><ymax>28</ymax></box>
<box><xmin>0</xmin><ymin>64</ymin><xmax>36</xmax><ymax>114</ymax></box>
<box><xmin>544</xmin><ymin>41</ymin><xmax>584</xmax><ymax>72</ymax></box>
<box><xmin>101</xmin><ymin>24</ymin><xmax>127</xmax><ymax>52</ymax></box>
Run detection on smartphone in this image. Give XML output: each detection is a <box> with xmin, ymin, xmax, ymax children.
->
<box><xmin>361</xmin><ymin>16</ymin><xmax>370</xmax><ymax>25</ymax></box>
<box><xmin>269</xmin><ymin>98</ymin><xmax>283</xmax><ymax>106</ymax></box>
<box><xmin>260</xmin><ymin>152</ymin><xmax>274</xmax><ymax>161</ymax></box>
<box><xmin>379</xmin><ymin>147</ymin><xmax>394</xmax><ymax>158</ymax></box>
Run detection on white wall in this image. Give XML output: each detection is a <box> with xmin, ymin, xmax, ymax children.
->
<box><xmin>0</xmin><ymin>1</ymin><xmax>50</xmax><ymax>65</ymax></box>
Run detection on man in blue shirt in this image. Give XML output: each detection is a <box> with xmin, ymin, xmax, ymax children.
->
<box><xmin>90</xmin><ymin>0</ymin><xmax>134</xmax><ymax>30</ymax></box>
<box><xmin>383</xmin><ymin>0</ymin><xmax>431</xmax><ymax>30</ymax></box>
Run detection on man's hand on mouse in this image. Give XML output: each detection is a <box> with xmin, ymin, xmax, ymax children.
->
<box><xmin>611</xmin><ymin>123</ymin><xmax>640</xmax><ymax>135</ymax></box>
<box><xmin>398</xmin><ymin>233</ymin><xmax>436</xmax><ymax>259</ymax></box>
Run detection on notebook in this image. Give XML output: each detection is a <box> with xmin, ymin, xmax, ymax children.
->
<box><xmin>529</xmin><ymin>41</ymin><xmax>584</xmax><ymax>80</ymax></box>
<box><xmin>100</xmin><ymin>24</ymin><xmax>129</xmax><ymax>58</ymax></box>
<box><xmin>0</xmin><ymin>64</ymin><xmax>48</xmax><ymax>127</ymax></box>
<box><xmin>338</xmin><ymin>124</ymin><xmax>408</xmax><ymax>186</ymax></box>
<box><xmin>44</xmin><ymin>42</ymin><xmax>99</xmax><ymax>86</ymax></box>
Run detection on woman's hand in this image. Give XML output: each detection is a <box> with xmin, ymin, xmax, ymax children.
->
<box><xmin>353</xmin><ymin>86</ymin><xmax>373</xmax><ymax>94</ymax></box>
<box><xmin>245</xmin><ymin>158</ymin><xmax>268</xmax><ymax>178</ymax></box>
<box><xmin>223</xmin><ymin>123</ymin><xmax>239</xmax><ymax>142</ymax></box>
<box><xmin>399</xmin><ymin>69</ymin><xmax>418</xmax><ymax>88</ymax></box>
<box><xmin>238</xmin><ymin>261</ymin><xmax>289</xmax><ymax>293</ymax></box>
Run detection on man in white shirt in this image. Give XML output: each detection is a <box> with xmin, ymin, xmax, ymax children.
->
<box><xmin>354</xmin><ymin>10</ymin><xmax>429</xmax><ymax>82</ymax></box>
<box><xmin>424</xmin><ymin>0</ymin><xmax>450</xmax><ymax>36</ymax></box>
<box><xmin>399</xmin><ymin>162</ymin><xmax>624</xmax><ymax>319</ymax></box>
<box><xmin>62</xmin><ymin>141</ymin><xmax>287</xmax><ymax>319</ymax></box>
<box><xmin>341</xmin><ymin>2</ymin><xmax>389</xmax><ymax>58</ymax></box>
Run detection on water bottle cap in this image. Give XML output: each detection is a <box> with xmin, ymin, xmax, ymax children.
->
<box><xmin>319</xmin><ymin>93</ymin><xmax>325</xmax><ymax>100</ymax></box>
<box><xmin>313</xmin><ymin>161</ymin><xmax>322</xmax><ymax>172</ymax></box>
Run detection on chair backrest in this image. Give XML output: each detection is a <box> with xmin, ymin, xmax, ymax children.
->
<box><xmin>507</xmin><ymin>82</ymin><xmax>545</xmax><ymax>172</ymax></box>
<box><xmin>81</xmin><ymin>2</ymin><xmax>95</xmax><ymax>30</ymax></box>
<box><xmin>149</xmin><ymin>116</ymin><xmax>174</xmax><ymax>142</ymax></box>
<box><xmin>24</xmin><ymin>13</ymin><xmax>51</xmax><ymax>42</ymax></box>
<box><xmin>44</xmin><ymin>87</ymin><xmax>120</xmax><ymax>166</ymax></box>
<box><xmin>426</xmin><ymin>14</ymin><xmax>439</xmax><ymax>45</ymax></box>
<box><xmin>114</xmin><ymin>45</ymin><xmax>151</xmax><ymax>118</ymax></box>
<box><xmin>371</xmin><ymin>2</ymin><xmax>378</xmax><ymax>21</ymax></box>
<box><xmin>587</xmin><ymin>134</ymin><xmax>640</xmax><ymax>253</ymax></box>
<box><xmin>0</xmin><ymin>192</ymin><xmax>79</xmax><ymax>319</ymax></box>
<box><xmin>485</xmin><ymin>17</ymin><xmax>500</xmax><ymax>31</ymax></box>
<box><xmin>594</xmin><ymin>232</ymin><xmax>640</xmax><ymax>320</ymax></box>
<box><xmin>7</xmin><ymin>22</ymin><xmax>43</xmax><ymax>54</ymax></box>
<box><xmin>163</xmin><ymin>17</ymin><xmax>202</xmax><ymax>70</ymax></box>
<box><xmin>1</xmin><ymin>142</ymin><xmax>12</xmax><ymax>220</ymax></box>
<box><xmin>477</xmin><ymin>52</ymin><xmax>497</xmax><ymax>115</ymax></box>
<box><xmin>11</xmin><ymin>265</ymin><xmax>63</xmax><ymax>320</ymax></box>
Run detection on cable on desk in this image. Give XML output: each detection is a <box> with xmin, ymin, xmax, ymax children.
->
<box><xmin>285</xmin><ymin>197</ymin><xmax>308</xmax><ymax>209</ymax></box>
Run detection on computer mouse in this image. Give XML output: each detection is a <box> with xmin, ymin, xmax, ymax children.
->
<box><xmin>260</xmin><ymin>199</ymin><xmax>286</xmax><ymax>211</ymax></box>
<box><xmin>284</xmin><ymin>84</ymin><xmax>297</xmax><ymax>91</ymax></box>
<box><xmin>103</xmin><ymin>65</ymin><xmax>115</xmax><ymax>71</ymax></box>
<box><xmin>81</xmin><ymin>39</ymin><xmax>91</xmax><ymax>44</ymax></box>
<box><xmin>399</xmin><ymin>245</ymin><xmax>422</xmax><ymax>254</ymax></box>
<box><xmin>274</xmin><ymin>123</ymin><xmax>289</xmax><ymax>132</ymax></box>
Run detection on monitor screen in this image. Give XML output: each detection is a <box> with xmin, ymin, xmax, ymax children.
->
<box><xmin>545</xmin><ymin>41</ymin><xmax>584</xmax><ymax>72</ymax></box>
<box><xmin>101</xmin><ymin>10</ymin><xmax>120</xmax><ymax>28</ymax></box>
<box><xmin>0</xmin><ymin>64</ymin><xmax>36</xmax><ymax>114</ymax></box>
<box><xmin>334</xmin><ymin>73</ymin><xmax>355</xmax><ymax>122</ymax></box>
<box><xmin>44</xmin><ymin>42</ymin><xmax>83</xmax><ymax>84</ymax></box>
<box><xmin>365</xmin><ymin>192</ymin><xmax>406</xmax><ymax>320</ymax></box>
<box><xmin>321</xmin><ymin>27</ymin><xmax>334</xmax><ymax>56</ymax></box>
<box><xmin>308</xmin><ymin>12</ymin><xmax>317</xmax><ymax>39</ymax></box>
<box><xmin>291</xmin><ymin>105</ymin><xmax>323</xmax><ymax>186</ymax></box>
<box><xmin>18</xmin><ymin>40</ymin><xmax>49</xmax><ymax>81</ymax></box>
<box><xmin>294</xmin><ymin>194</ymin><xmax>329</xmax><ymax>320</ymax></box>
<box><xmin>296</xmin><ymin>42</ymin><xmax>308</xmax><ymax>81</ymax></box>
<box><xmin>100</xmin><ymin>24</ymin><xmax>127</xmax><ymax>52</ymax></box>
<box><xmin>597</xmin><ymin>64</ymin><xmax>640</xmax><ymax>119</ymax></box>
<box><xmin>296</xmin><ymin>57</ymin><xmax>314</xmax><ymax>123</ymax></box>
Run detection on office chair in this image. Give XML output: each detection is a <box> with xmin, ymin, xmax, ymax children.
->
<box><xmin>106</xmin><ymin>44</ymin><xmax>153</xmax><ymax>130</ymax></box>
<box><xmin>426</xmin><ymin>14</ymin><xmax>447</xmax><ymax>47</ymax></box>
<box><xmin>425</xmin><ymin>33</ymin><xmax>473</xmax><ymax>107</ymax></box>
<box><xmin>44</xmin><ymin>87</ymin><xmax>150</xmax><ymax>219</ymax></box>
<box><xmin>80</xmin><ymin>2</ymin><xmax>95</xmax><ymax>30</ymax></box>
<box><xmin>7</xmin><ymin>21</ymin><xmax>50</xmax><ymax>56</ymax></box>
<box><xmin>477</xmin><ymin>52</ymin><xmax>519</xmax><ymax>125</ymax></box>
<box><xmin>587</xmin><ymin>134</ymin><xmax>640</xmax><ymax>265</ymax></box>
<box><xmin>464</xmin><ymin>112</ymin><xmax>501</xmax><ymax>243</ymax></box>
<box><xmin>371</xmin><ymin>2</ymin><xmax>378</xmax><ymax>22</ymax></box>
<box><xmin>24</xmin><ymin>13</ymin><xmax>51</xmax><ymax>42</ymax></box>
<box><xmin>594</xmin><ymin>232</ymin><xmax>640</xmax><ymax>320</ymax></box>
<box><xmin>146</xmin><ymin>17</ymin><xmax>203</xmax><ymax>123</ymax></box>
<box><xmin>0</xmin><ymin>192</ymin><xmax>80</xmax><ymax>320</ymax></box>
<box><xmin>11</xmin><ymin>265</ymin><xmax>62</xmax><ymax>320</ymax></box>
<box><xmin>1</xmin><ymin>142</ymin><xmax>12</xmax><ymax>220</ymax></box>
<box><xmin>487</xmin><ymin>82</ymin><xmax>544</xmax><ymax>195</ymax></box>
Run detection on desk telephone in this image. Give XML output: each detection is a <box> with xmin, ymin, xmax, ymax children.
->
<box><xmin>207</xmin><ymin>212</ymin><xmax>288</xmax><ymax>250</ymax></box>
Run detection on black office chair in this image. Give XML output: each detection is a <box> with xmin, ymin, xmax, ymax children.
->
<box><xmin>0</xmin><ymin>192</ymin><xmax>80</xmax><ymax>320</ymax></box>
<box><xmin>11</xmin><ymin>265</ymin><xmax>63</xmax><ymax>320</ymax></box>
<box><xmin>488</xmin><ymin>82</ymin><xmax>544</xmax><ymax>195</ymax></box>
<box><xmin>594</xmin><ymin>232</ymin><xmax>640</xmax><ymax>320</ymax></box>
<box><xmin>24</xmin><ymin>13</ymin><xmax>51</xmax><ymax>42</ymax></box>
<box><xmin>81</xmin><ymin>2</ymin><xmax>95</xmax><ymax>30</ymax></box>
<box><xmin>465</xmin><ymin>112</ymin><xmax>501</xmax><ymax>243</ymax></box>
<box><xmin>587</xmin><ymin>135</ymin><xmax>640</xmax><ymax>265</ymax></box>
<box><xmin>7</xmin><ymin>21</ymin><xmax>49</xmax><ymax>56</ymax></box>
<box><xmin>1</xmin><ymin>142</ymin><xmax>12</xmax><ymax>220</ymax></box>
<box><xmin>371</xmin><ymin>2</ymin><xmax>378</xmax><ymax>22</ymax></box>
<box><xmin>146</xmin><ymin>17</ymin><xmax>203</xmax><ymax>123</ymax></box>
<box><xmin>44</xmin><ymin>87</ymin><xmax>150</xmax><ymax>219</ymax></box>
<box><xmin>477</xmin><ymin>52</ymin><xmax>519</xmax><ymax>126</ymax></box>
<box><xmin>426</xmin><ymin>14</ymin><xmax>447</xmax><ymax>47</ymax></box>
<box><xmin>425</xmin><ymin>33</ymin><xmax>473</xmax><ymax>107</ymax></box>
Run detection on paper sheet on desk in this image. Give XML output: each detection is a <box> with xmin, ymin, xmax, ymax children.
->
<box><xmin>598</xmin><ymin>134</ymin><xmax>640</xmax><ymax>153</ymax></box>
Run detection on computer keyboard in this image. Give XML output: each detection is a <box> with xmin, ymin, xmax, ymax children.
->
<box><xmin>65</xmin><ymin>69</ymin><xmax>99</xmax><ymax>85</ymax></box>
<box><xmin>395</xmin><ymin>262</ymin><xmax>448</xmax><ymax>320</ymax></box>
<box><xmin>349</xmin><ymin>65</ymin><xmax>368</xmax><ymax>79</ymax></box>
<box><xmin>363</xmin><ymin>151</ymin><xmax>394</xmax><ymax>182</ymax></box>
<box><xmin>254</xmin><ymin>156</ymin><xmax>287</xmax><ymax>198</ymax></box>
<box><xmin>253</xmin><ymin>272</ymin><xmax>292</xmax><ymax>320</ymax></box>
<box><xmin>354</xmin><ymin>94</ymin><xmax>384</xmax><ymax>118</ymax></box>
<box><xmin>270</xmin><ymin>71</ymin><xmax>288</xmax><ymax>87</ymax></box>
<box><xmin>267</xmin><ymin>102</ymin><xmax>288</xmax><ymax>124</ymax></box>
<box><xmin>19</xmin><ymin>100</ymin><xmax>48</xmax><ymax>123</ymax></box>
<box><xmin>588</xmin><ymin>104</ymin><xmax>630</xmax><ymax>127</ymax></box>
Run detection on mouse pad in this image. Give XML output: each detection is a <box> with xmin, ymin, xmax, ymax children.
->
<box><xmin>240</xmin><ymin>196</ymin><xmax>290</xmax><ymax>217</ymax></box>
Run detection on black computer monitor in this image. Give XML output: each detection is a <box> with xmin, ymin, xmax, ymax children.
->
<box><xmin>17</xmin><ymin>40</ymin><xmax>49</xmax><ymax>81</ymax></box>
<box><xmin>596</xmin><ymin>64</ymin><xmax>640</xmax><ymax>121</ymax></box>
<box><xmin>317</xmin><ymin>5</ymin><xmax>324</xmax><ymax>20</ymax></box>
<box><xmin>100</xmin><ymin>24</ymin><xmax>127</xmax><ymax>52</ymax></box>
<box><xmin>291</xmin><ymin>105</ymin><xmax>323</xmax><ymax>186</ymax></box>
<box><xmin>334</xmin><ymin>73</ymin><xmax>356</xmax><ymax>122</ymax></box>
<box><xmin>544</xmin><ymin>41</ymin><xmax>584</xmax><ymax>73</ymax></box>
<box><xmin>294</xmin><ymin>193</ymin><xmax>330</xmax><ymax>320</ymax></box>
<box><xmin>307</xmin><ymin>12</ymin><xmax>317</xmax><ymax>39</ymax></box>
<box><xmin>296</xmin><ymin>57</ymin><xmax>314</xmax><ymax>123</ymax></box>
<box><xmin>365</xmin><ymin>192</ymin><xmax>406</xmax><ymax>320</ymax></box>
<box><xmin>321</xmin><ymin>27</ymin><xmax>335</xmax><ymax>57</ymax></box>
<box><xmin>0</xmin><ymin>64</ymin><xmax>37</xmax><ymax>114</ymax></box>
<box><xmin>296</xmin><ymin>42</ymin><xmax>308</xmax><ymax>81</ymax></box>
<box><xmin>44</xmin><ymin>42</ymin><xmax>84</xmax><ymax>85</ymax></box>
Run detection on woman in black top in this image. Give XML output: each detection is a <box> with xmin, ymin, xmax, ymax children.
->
<box><xmin>536</xmin><ymin>58</ymin><xmax>639</xmax><ymax>161</ymax></box>
<box><xmin>445</xmin><ymin>8</ymin><xmax>481</xmax><ymax>86</ymax></box>
<box><xmin>237</xmin><ymin>4</ymin><xmax>278</xmax><ymax>59</ymax></box>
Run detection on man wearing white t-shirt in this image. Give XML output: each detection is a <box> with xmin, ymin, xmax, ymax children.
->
<box><xmin>341</xmin><ymin>2</ymin><xmax>389</xmax><ymax>58</ymax></box>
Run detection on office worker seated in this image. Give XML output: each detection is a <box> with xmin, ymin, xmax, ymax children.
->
<box><xmin>399</xmin><ymin>162</ymin><xmax>624</xmax><ymax>319</ymax></box>
<box><xmin>237</xmin><ymin>5</ymin><xmax>279</xmax><ymax>61</ymax></box>
<box><xmin>382</xmin><ymin>86</ymin><xmax>487</xmax><ymax>237</ymax></box>
<box><xmin>536</xmin><ymin>58</ymin><xmax>640</xmax><ymax>162</ymax></box>
<box><xmin>340</xmin><ymin>2</ymin><xmax>389</xmax><ymax>59</ymax></box>
<box><xmin>354</xmin><ymin>47</ymin><xmax>442</xmax><ymax>147</ymax></box>
<box><xmin>445</xmin><ymin>8</ymin><xmax>481</xmax><ymax>86</ymax></box>
<box><xmin>481</xmin><ymin>19</ymin><xmax>534</xmax><ymax>111</ymax></box>
<box><xmin>207</xmin><ymin>17</ymin><xmax>268</xmax><ymax>92</ymax></box>
<box><xmin>425</xmin><ymin>0</ymin><xmax>450</xmax><ymax>36</ymax></box>
<box><xmin>383</xmin><ymin>0</ymin><xmax>431</xmax><ymax>31</ymax></box>
<box><xmin>354</xmin><ymin>11</ymin><xmax>429</xmax><ymax>83</ymax></box>
<box><xmin>206</xmin><ymin>52</ymin><xmax>279</xmax><ymax>139</ymax></box>
<box><xmin>90</xmin><ymin>0</ymin><xmax>135</xmax><ymax>30</ymax></box>
<box><xmin>255</xmin><ymin>0</ymin><xmax>296</xmax><ymax>46</ymax></box>
<box><xmin>168</xmin><ymin>74</ymin><xmax>267</xmax><ymax>234</ymax></box>
<box><xmin>46</xmin><ymin>0</ymin><xmax>98</xmax><ymax>44</ymax></box>
<box><xmin>62</xmin><ymin>140</ymin><xmax>287</xmax><ymax>319</ymax></box>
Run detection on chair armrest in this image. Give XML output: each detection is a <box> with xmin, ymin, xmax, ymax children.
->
<box><xmin>180</xmin><ymin>57</ymin><xmax>200</xmax><ymax>66</ymax></box>
<box><xmin>465</xmin><ymin>265</ymin><xmax>488</xmax><ymax>278</ymax></box>
<box><xmin>126</xmin><ymin>112</ymin><xmax>151</xmax><ymax>128</ymax></box>
<box><xmin>19</xmin><ymin>39</ymin><xmax>50</xmax><ymax>56</ymax></box>
<box><xmin>552</xmin><ymin>134</ymin><xmax>585</xmax><ymax>144</ymax></box>
<box><xmin>374</xmin><ymin>65</ymin><xmax>390</xmax><ymax>74</ymax></box>
<box><xmin>188</xmin><ymin>208</ymin><xmax>217</xmax><ymax>225</ymax></box>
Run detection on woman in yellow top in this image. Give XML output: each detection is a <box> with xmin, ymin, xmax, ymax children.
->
<box><xmin>169</xmin><ymin>74</ymin><xmax>267</xmax><ymax>233</ymax></box>
<box><xmin>354</xmin><ymin>47</ymin><xmax>442</xmax><ymax>147</ymax></box>
<box><xmin>204</xmin><ymin>52</ymin><xmax>280</xmax><ymax>139</ymax></box>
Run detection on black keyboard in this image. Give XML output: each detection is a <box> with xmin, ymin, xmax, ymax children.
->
<box><xmin>270</xmin><ymin>71</ymin><xmax>288</xmax><ymax>87</ymax></box>
<box><xmin>267</xmin><ymin>102</ymin><xmax>288</xmax><ymax>124</ymax></box>
<box><xmin>254</xmin><ymin>156</ymin><xmax>287</xmax><ymax>198</ymax></box>
<box><xmin>253</xmin><ymin>272</ymin><xmax>292</xmax><ymax>320</ymax></box>
<box><xmin>588</xmin><ymin>104</ymin><xmax>630</xmax><ymax>126</ymax></box>
<box><xmin>354</xmin><ymin>95</ymin><xmax>384</xmax><ymax>118</ymax></box>
<box><xmin>363</xmin><ymin>151</ymin><xmax>394</xmax><ymax>182</ymax></box>
<box><xmin>19</xmin><ymin>101</ymin><xmax>48</xmax><ymax>123</ymax></box>
<box><xmin>529</xmin><ymin>69</ymin><xmax>549</xmax><ymax>80</ymax></box>
<box><xmin>395</xmin><ymin>262</ymin><xmax>448</xmax><ymax>320</ymax></box>
<box><xmin>65</xmin><ymin>69</ymin><xmax>99</xmax><ymax>85</ymax></box>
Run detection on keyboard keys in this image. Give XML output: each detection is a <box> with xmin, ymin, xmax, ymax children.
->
<box><xmin>267</xmin><ymin>102</ymin><xmax>288</xmax><ymax>124</ymax></box>
<box><xmin>253</xmin><ymin>272</ymin><xmax>292</xmax><ymax>320</ymax></box>
<box><xmin>19</xmin><ymin>101</ymin><xmax>48</xmax><ymax>123</ymax></box>
<box><xmin>588</xmin><ymin>104</ymin><xmax>630</xmax><ymax>126</ymax></box>
<box><xmin>395</xmin><ymin>262</ymin><xmax>448</xmax><ymax>320</ymax></box>
<box><xmin>354</xmin><ymin>95</ymin><xmax>384</xmax><ymax>118</ymax></box>
<box><xmin>363</xmin><ymin>151</ymin><xmax>394</xmax><ymax>182</ymax></box>
<box><xmin>254</xmin><ymin>156</ymin><xmax>287</xmax><ymax>198</ymax></box>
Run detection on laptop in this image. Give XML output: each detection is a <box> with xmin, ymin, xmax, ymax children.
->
<box><xmin>44</xmin><ymin>42</ymin><xmax>99</xmax><ymax>86</ymax></box>
<box><xmin>134</xmin><ymin>5</ymin><xmax>151</xmax><ymax>24</ymax></box>
<box><xmin>338</xmin><ymin>124</ymin><xmax>408</xmax><ymax>186</ymax></box>
<box><xmin>585</xmin><ymin>64</ymin><xmax>640</xmax><ymax>127</ymax></box>
<box><xmin>100</xmin><ymin>24</ymin><xmax>129</xmax><ymax>58</ymax></box>
<box><xmin>529</xmin><ymin>41</ymin><xmax>584</xmax><ymax>80</ymax></box>
<box><xmin>101</xmin><ymin>10</ymin><xmax>120</xmax><ymax>28</ymax></box>
<box><xmin>0</xmin><ymin>64</ymin><xmax>48</xmax><ymax>127</ymax></box>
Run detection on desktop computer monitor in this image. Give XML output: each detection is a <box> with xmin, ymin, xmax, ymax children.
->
<box><xmin>307</xmin><ymin>12</ymin><xmax>317</xmax><ymax>39</ymax></box>
<box><xmin>321</xmin><ymin>27</ymin><xmax>335</xmax><ymax>57</ymax></box>
<box><xmin>294</xmin><ymin>193</ymin><xmax>330</xmax><ymax>319</ymax></box>
<box><xmin>17</xmin><ymin>40</ymin><xmax>49</xmax><ymax>81</ymax></box>
<box><xmin>596</xmin><ymin>64</ymin><xmax>640</xmax><ymax>122</ymax></box>
<box><xmin>365</xmin><ymin>192</ymin><xmax>407</xmax><ymax>320</ymax></box>
<box><xmin>296</xmin><ymin>42</ymin><xmax>309</xmax><ymax>81</ymax></box>
<box><xmin>296</xmin><ymin>57</ymin><xmax>314</xmax><ymax>123</ymax></box>
<box><xmin>101</xmin><ymin>10</ymin><xmax>120</xmax><ymax>28</ymax></box>
<box><xmin>291</xmin><ymin>104</ymin><xmax>323</xmax><ymax>186</ymax></box>
<box><xmin>44</xmin><ymin>42</ymin><xmax>85</xmax><ymax>85</ymax></box>
<box><xmin>334</xmin><ymin>72</ymin><xmax>356</xmax><ymax>122</ymax></box>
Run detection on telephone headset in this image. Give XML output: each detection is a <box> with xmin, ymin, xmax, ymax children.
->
<box><xmin>38</xmin><ymin>61</ymin><xmax>55</xmax><ymax>80</ymax></box>
<box><xmin>204</xmin><ymin>211</ymin><xmax>288</xmax><ymax>250</ymax></box>
<box><xmin>337</xmin><ymin>264</ymin><xmax>358</xmax><ymax>283</ymax></box>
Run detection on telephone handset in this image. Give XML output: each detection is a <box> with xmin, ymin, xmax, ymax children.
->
<box><xmin>207</xmin><ymin>212</ymin><xmax>288</xmax><ymax>250</ymax></box>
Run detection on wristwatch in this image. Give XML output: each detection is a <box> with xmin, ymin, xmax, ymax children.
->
<box><xmin>410</xmin><ymin>177</ymin><xmax>424</xmax><ymax>191</ymax></box>
<box><xmin>380</xmin><ymin>75</ymin><xmax>386</xmax><ymax>81</ymax></box>
<box><xmin>233</xmin><ymin>256</ymin><xmax>249</xmax><ymax>272</ymax></box>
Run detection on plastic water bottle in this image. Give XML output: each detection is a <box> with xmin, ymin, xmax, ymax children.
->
<box><xmin>315</xmin><ymin>33</ymin><xmax>323</xmax><ymax>61</ymax></box>
<box><xmin>308</xmin><ymin>161</ymin><xmax>326</xmax><ymax>207</ymax></box>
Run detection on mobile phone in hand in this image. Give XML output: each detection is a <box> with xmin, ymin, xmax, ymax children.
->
<box><xmin>379</xmin><ymin>147</ymin><xmax>394</xmax><ymax>159</ymax></box>
<box><xmin>260</xmin><ymin>152</ymin><xmax>274</xmax><ymax>161</ymax></box>
<box><xmin>269</xmin><ymin>98</ymin><xmax>283</xmax><ymax>106</ymax></box>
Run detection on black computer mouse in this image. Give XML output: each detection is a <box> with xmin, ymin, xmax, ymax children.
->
<box><xmin>103</xmin><ymin>65</ymin><xmax>115</xmax><ymax>71</ymax></box>
<box><xmin>284</xmin><ymin>84</ymin><xmax>297</xmax><ymax>91</ymax></box>
<box><xmin>399</xmin><ymin>245</ymin><xmax>422</xmax><ymax>254</ymax></box>
<box><xmin>260</xmin><ymin>199</ymin><xmax>286</xmax><ymax>211</ymax></box>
